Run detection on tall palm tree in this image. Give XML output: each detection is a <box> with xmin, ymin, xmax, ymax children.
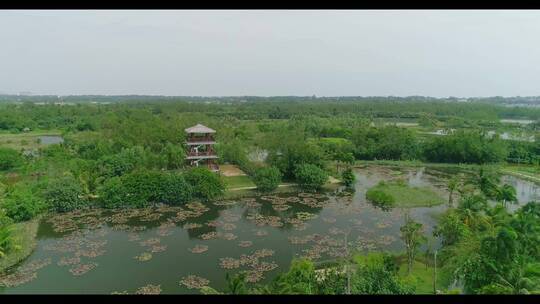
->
<box><xmin>225</xmin><ymin>272</ymin><xmax>248</xmax><ymax>295</ymax></box>
<box><xmin>497</xmin><ymin>184</ymin><xmax>517</xmax><ymax>209</ymax></box>
<box><xmin>447</xmin><ymin>177</ymin><xmax>459</xmax><ymax>208</ymax></box>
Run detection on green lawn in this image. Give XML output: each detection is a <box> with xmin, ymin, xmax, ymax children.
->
<box><xmin>0</xmin><ymin>218</ymin><xmax>40</xmax><ymax>273</ymax></box>
<box><xmin>223</xmin><ymin>175</ymin><xmax>256</xmax><ymax>189</ymax></box>
<box><xmin>398</xmin><ymin>260</ymin><xmax>445</xmax><ymax>294</ymax></box>
<box><xmin>367</xmin><ymin>181</ymin><xmax>445</xmax><ymax>208</ymax></box>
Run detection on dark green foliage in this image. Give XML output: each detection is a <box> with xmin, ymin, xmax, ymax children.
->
<box><xmin>351</xmin><ymin>259</ymin><xmax>415</xmax><ymax>294</ymax></box>
<box><xmin>98</xmin><ymin>171</ymin><xmax>193</xmax><ymax>208</ymax></box>
<box><xmin>97</xmin><ymin>146</ymin><xmax>145</xmax><ymax>178</ymax></box>
<box><xmin>44</xmin><ymin>176</ymin><xmax>87</xmax><ymax>213</ymax></box>
<box><xmin>293</xmin><ymin>164</ymin><xmax>328</xmax><ymax>190</ymax></box>
<box><xmin>423</xmin><ymin>130</ymin><xmax>508</xmax><ymax>164</ymax></box>
<box><xmin>184</xmin><ymin>167</ymin><xmax>225</xmax><ymax>201</ymax></box>
<box><xmin>3</xmin><ymin>186</ymin><xmax>46</xmax><ymax>222</ymax></box>
<box><xmin>225</xmin><ymin>272</ymin><xmax>248</xmax><ymax>295</ymax></box>
<box><xmin>0</xmin><ymin>210</ymin><xmax>15</xmax><ymax>258</ymax></box>
<box><xmin>351</xmin><ymin>126</ymin><xmax>420</xmax><ymax>161</ymax></box>
<box><xmin>268</xmin><ymin>141</ymin><xmax>326</xmax><ymax>179</ymax></box>
<box><xmin>253</xmin><ymin>166</ymin><xmax>282</xmax><ymax>192</ymax></box>
<box><xmin>433</xmin><ymin>209</ymin><xmax>469</xmax><ymax>246</ymax></box>
<box><xmin>366</xmin><ymin>187</ymin><xmax>395</xmax><ymax>208</ymax></box>
<box><xmin>341</xmin><ymin>168</ymin><xmax>356</xmax><ymax>187</ymax></box>
<box><xmin>266</xmin><ymin>259</ymin><xmax>317</xmax><ymax>294</ymax></box>
<box><xmin>0</xmin><ymin>147</ymin><xmax>22</xmax><ymax>171</ymax></box>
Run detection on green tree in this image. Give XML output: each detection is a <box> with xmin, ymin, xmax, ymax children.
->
<box><xmin>271</xmin><ymin>259</ymin><xmax>317</xmax><ymax>294</ymax></box>
<box><xmin>352</xmin><ymin>253</ymin><xmax>415</xmax><ymax>294</ymax></box>
<box><xmin>433</xmin><ymin>209</ymin><xmax>470</xmax><ymax>246</ymax></box>
<box><xmin>3</xmin><ymin>186</ymin><xmax>46</xmax><ymax>222</ymax></box>
<box><xmin>447</xmin><ymin>176</ymin><xmax>459</xmax><ymax>207</ymax></box>
<box><xmin>225</xmin><ymin>272</ymin><xmax>248</xmax><ymax>295</ymax></box>
<box><xmin>400</xmin><ymin>213</ymin><xmax>427</xmax><ymax>275</ymax></box>
<box><xmin>0</xmin><ymin>210</ymin><xmax>16</xmax><ymax>258</ymax></box>
<box><xmin>44</xmin><ymin>176</ymin><xmax>87</xmax><ymax>212</ymax></box>
<box><xmin>0</xmin><ymin>147</ymin><xmax>22</xmax><ymax>171</ymax></box>
<box><xmin>497</xmin><ymin>184</ymin><xmax>517</xmax><ymax>209</ymax></box>
<box><xmin>294</xmin><ymin>163</ymin><xmax>328</xmax><ymax>190</ymax></box>
<box><xmin>184</xmin><ymin>167</ymin><xmax>225</xmax><ymax>201</ymax></box>
<box><xmin>341</xmin><ymin>168</ymin><xmax>356</xmax><ymax>188</ymax></box>
<box><xmin>253</xmin><ymin>166</ymin><xmax>282</xmax><ymax>192</ymax></box>
<box><xmin>162</xmin><ymin>143</ymin><xmax>186</xmax><ymax>170</ymax></box>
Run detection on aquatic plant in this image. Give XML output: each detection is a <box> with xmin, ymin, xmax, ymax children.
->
<box><xmin>69</xmin><ymin>262</ymin><xmax>98</xmax><ymax>276</ymax></box>
<box><xmin>222</xmin><ymin>223</ymin><xmax>237</xmax><ymax>231</ymax></box>
<box><xmin>135</xmin><ymin>284</ymin><xmax>162</xmax><ymax>294</ymax></box>
<box><xmin>150</xmin><ymin>245</ymin><xmax>167</xmax><ymax>253</ymax></box>
<box><xmin>222</xmin><ymin>232</ymin><xmax>238</xmax><ymax>241</ymax></box>
<box><xmin>189</xmin><ymin>244</ymin><xmax>209</xmax><ymax>254</ymax></box>
<box><xmin>296</xmin><ymin>212</ymin><xmax>318</xmax><ymax>221</ymax></box>
<box><xmin>57</xmin><ymin>256</ymin><xmax>81</xmax><ymax>267</ymax></box>
<box><xmin>200</xmin><ymin>232</ymin><xmax>219</xmax><ymax>240</ymax></box>
<box><xmin>134</xmin><ymin>252</ymin><xmax>153</xmax><ymax>262</ymax></box>
<box><xmin>183</xmin><ymin>223</ymin><xmax>203</xmax><ymax>229</ymax></box>
<box><xmin>219</xmin><ymin>257</ymin><xmax>242</xmax><ymax>269</ymax></box>
<box><xmin>139</xmin><ymin>238</ymin><xmax>160</xmax><ymax>247</ymax></box>
<box><xmin>180</xmin><ymin>275</ymin><xmax>210</xmax><ymax>289</ymax></box>
<box><xmin>0</xmin><ymin>271</ymin><xmax>37</xmax><ymax>287</ymax></box>
<box><xmin>253</xmin><ymin>229</ymin><xmax>268</xmax><ymax>237</ymax></box>
<box><xmin>238</xmin><ymin>241</ymin><xmax>253</xmax><ymax>248</ymax></box>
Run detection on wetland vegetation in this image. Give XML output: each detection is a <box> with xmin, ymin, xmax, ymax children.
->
<box><xmin>0</xmin><ymin>96</ymin><xmax>540</xmax><ymax>294</ymax></box>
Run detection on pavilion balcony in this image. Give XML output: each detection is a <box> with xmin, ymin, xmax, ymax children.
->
<box><xmin>186</xmin><ymin>151</ymin><xmax>219</xmax><ymax>160</ymax></box>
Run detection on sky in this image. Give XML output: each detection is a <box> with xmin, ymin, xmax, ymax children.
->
<box><xmin>1</xmin><ymin>10</ymin><xmax>540</xmax><ymax>97</ymax></box>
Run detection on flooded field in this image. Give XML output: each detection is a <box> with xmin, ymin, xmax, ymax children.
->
<box><xmin>0</xmin><ymin>166</ymin><xmax>537</xmax><ymax>294</ymax></box>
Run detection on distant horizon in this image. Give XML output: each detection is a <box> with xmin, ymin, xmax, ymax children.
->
<box><xmin>1</xmin><ymin>93</ymin><xmax>539</xmax><ymax>99</ymax></box>
<box><xmin>3</xmin><ymin>10</ymin><xmax>540</xmax><ymax>97</ymax></box>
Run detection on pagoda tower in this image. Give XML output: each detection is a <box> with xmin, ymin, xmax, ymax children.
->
<box><xmin>185</xmin><ymin>124</ymin><xmax>219</xmax><ymax>172</ymax></box>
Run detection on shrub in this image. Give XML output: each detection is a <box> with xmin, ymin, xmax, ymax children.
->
<box><xmin>294</xmin><ymin>164</ymin><xmax>328</xmax><ymax>190</ymax></box>
<box><xmin>366</xmin><ymin>188</ymin><xmax>395</xmax><ymax>208</ymax></box>
<box><xmin>98</xmin><ymin>171</ymin><xmax>193</xmax><ymax>208</ymax></box>
<box><xmin>184</xmin><ymin>167</ymin><xmax>225</xmax><ymax>201</ymax></box>
<box><xmin>97</xmin><ymin>146</ymin><xmax>145</xmax><ymax>178</ymax></box>
<box><xmin>341</xmin><ymin>168</ymin><xmax>356</xmax><ymax>187</ymax></box>
<box><xmin>44</xmin><ymin>176</ymin><xmax>87</xmax><ymax>212</ymax></box>
<box><xmin>253</xmin><ymin>166</ymin><xmax>282</xmax><ymax>192</ymax></box>
<box><xmin>0</xmin><ymin>210</ymin><xmax>15</xmax><ymax>258</ymax></box>
<box><xmin>0</xmin><ymin>148</ymin><xmax>22</xmax><ymax>171</ymax></box>
<box><xmin>3</xmin><ymin>187</ymin><xmax>46</xmax><ymax>222</ymax></box>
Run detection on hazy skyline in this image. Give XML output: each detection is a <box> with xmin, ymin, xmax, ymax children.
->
<box><xmin>2</xmin><ymin>10</ymin><xmax>540</xmax><ymax>97</ymax></box>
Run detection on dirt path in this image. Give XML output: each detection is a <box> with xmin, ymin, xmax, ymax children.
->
<box><xmin>228</xmin><ymin>183</ymin><xmax>296</xmax><ymax>191</ymax></box>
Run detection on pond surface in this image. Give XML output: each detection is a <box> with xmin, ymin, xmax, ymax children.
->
<box><xmin>0</xmin><ymin>166</ymin><xmax>536</xmax><ymax>294</ymax></box>
<box><xmin>38</xmin><ymin>135</ymin><xmax>64</xmax><ymax>145</ymax></box>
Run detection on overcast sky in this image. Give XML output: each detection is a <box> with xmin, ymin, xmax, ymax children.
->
<box><xmin>1</xmin><ymin>10</ymin><xmax>540</xmax><ymax>97</ymax></box>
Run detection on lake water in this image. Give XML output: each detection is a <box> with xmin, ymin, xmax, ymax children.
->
<box><xmin>38</xmin><ymin>135</ymin><xmax>64</xmax><ymax>145</ymax></box>
<box><xmin>0</xmin><ymin>166</ymin><xmax>537</xmax><ymax>294</ymax></box>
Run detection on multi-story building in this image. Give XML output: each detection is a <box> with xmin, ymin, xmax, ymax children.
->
<box><xmin>185</xmin><ymin>123</ymin><xmax>219</xmax><ymax>172</ymax></box>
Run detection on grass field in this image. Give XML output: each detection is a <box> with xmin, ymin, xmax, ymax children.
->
<box><xmin>397</xmin><ymin>260</ymin><xmax>452</xmax><ymax>294</ymax></box>
<box><xmin>0</xmin><ymin>218</ymin><xmax>40</xmax><ymax>273</ymax></box>
<box><xmin>223</xmin><ymin>175</ymin><xmax>256</xmax><ymax>189</ymax></box>
<box><xmin>367</xmin><ymin>181</ymin><xmax>445</xmax><ymax>208</ymax></box>
<box><xmin>0</xmin><ymin>130</ymin><xmax>63</xmax><ymax>150</ymax></box>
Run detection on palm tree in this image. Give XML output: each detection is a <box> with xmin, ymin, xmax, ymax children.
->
<box><xmin>468</xmin><ymin>167</ymin><xmax>500</xmax><ymax>199</ymax></box>
<box><xmin>492</xmin><ymin>260</ymin><xmax>540</xmax><ymax>294</ymax></box>
<box><xmin>225</xmin><ymin>272</ymin><xmax>248</xmax><ymax>295</ymax></box>
<box><xmin>447</xmin><ymin>177</ymin><xmax>459</xmax><ymax>208</ymax></box>
<box><xmin>497</xmin><ymin>184</ymin><xmax>517</xmax><ymax>209</ymax></box>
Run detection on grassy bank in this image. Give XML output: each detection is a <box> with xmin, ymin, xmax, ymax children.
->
<box><xmin>0</xmin><ymin>218</ymin><xmax>40</xmax><ymax>273</ymax></box>
<box><xmin>367</xmin><ymin>181</ymin><xmax>445</xmax><ymax>208</ymax></box>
